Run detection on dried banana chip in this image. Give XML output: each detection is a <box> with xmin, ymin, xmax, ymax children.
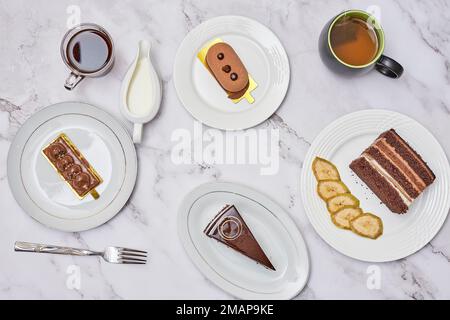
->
<box><xmin>331</xmin><ymin>206</ymin><xmax>363</xmax><ymax>229</ymax></box>
<box><xmin>327</xmin><ymin>194</ymin><xmax>360</xmax><ymax>214</ymax></box>
<box><xmin>350</xmin><ymin>213</ymin><xmax>383</xmax><ymax>239</ymax></box>
<box><xmin>312</xmin><ymin>157</ymin><xmax>340</xmax><ymax>181</ymax></box>
<box><xmin>317</xmin><ymin>180</ymin><xmax>349</xmax><ymax>201</ymax></box>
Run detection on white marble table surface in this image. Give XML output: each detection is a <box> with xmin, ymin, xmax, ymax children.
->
<box><xmin>1</xmin><ymin>0</ymin><xmax>449</xmax><ymax>300</ymax></box>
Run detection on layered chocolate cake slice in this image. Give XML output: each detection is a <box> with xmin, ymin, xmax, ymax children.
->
<box><xmin>204</xmin><ymin>205</ymin><xmax>275</xmax><ymax>270</ymax></box>
<box><xmin>350</xmin><ymin>129</ymin><xmax>435</xmax><ymax>214</ymax></box>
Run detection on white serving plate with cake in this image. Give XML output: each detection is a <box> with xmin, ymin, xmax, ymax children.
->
<box><xmin>178</xmin><ymin>182</ymin><xmax>309</xmax><ymax>300</ymax></box>
<box><xmin>7</xmin><ymin>102</ymin><xmax>137</xmax><ymax>232</ymax></box>
<box><xmin>301</xmin><ymin>109</ymin><xmax>450</xmax><ymax>262</ymax></box>
<box><xmin>173</xmin><ymin>15</ymin><xmax>290</xmax><ymax>130</ymax></box>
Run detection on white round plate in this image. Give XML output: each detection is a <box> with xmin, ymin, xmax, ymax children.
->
<box><xmin>7</xmin><ymin>102</ymin><xmax>137</xmax><ymax>232</ymax></box>
<box><xmin>178</xmin><ymin>182</ymin><xmax>309</xmax><ymax>300</ymax></box>
<box><xmin>173</xmin><ymin>15</ymin><xmax>290</xmax><ymax>130</ymax></box>
<box><xmin>301</xmin><ymin>109</ymin><xmax>450</xmax><ymax>262</ymax></box>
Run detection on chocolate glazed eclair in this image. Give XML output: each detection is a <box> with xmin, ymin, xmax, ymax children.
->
<box><xmin>205</xmin><ymin>42</ymin><xmax>249</xmax><ymax>99</ymax></box>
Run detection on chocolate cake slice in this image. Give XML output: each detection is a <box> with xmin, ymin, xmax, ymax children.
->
<box><xmin>204</xmin><ymin>205</ymin><xmax>275</xmax><ymax>270</ymax></box>
<box><xmin>350</xmin><ymin>129</ymin><xmax>435</xmax><ymax>214</ymax></box>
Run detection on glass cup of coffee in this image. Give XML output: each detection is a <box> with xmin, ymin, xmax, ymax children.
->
<box><xmin>319</xmin><ymin>10</ymin><xmax>403</xmax><ymax>78</ymax></box>
<box><xmin>61</xmin><ymin>23</ymin><xmax>115</xmax><ymax>90</ymax></box>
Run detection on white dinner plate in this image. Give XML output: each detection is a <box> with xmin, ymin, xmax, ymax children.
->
<box><xmin>301</xmin><ymin>109</ymin><xmax>450</xmax><ymax>262</ymax></box>
<box><xmin>178</xmin><ymin>182</ymin><xmax>309</xmax><ymax>300</ymax></box>
<box><xmin>173</xmin><ymin>15</ymin><xmax>290</xmax><ymax>130</ymax></box>
<box><xmin>7</xmin><ymin>102</ymin><xmax>137</xmax><ymax>232</ymax></box>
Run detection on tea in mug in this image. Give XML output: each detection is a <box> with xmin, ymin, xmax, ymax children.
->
<box><xmin>330</xmin><ymin>16</ymin><xmax>379</xmax><ymax>66</ymax></box>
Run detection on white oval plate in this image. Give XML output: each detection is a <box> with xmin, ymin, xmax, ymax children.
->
<box><xmin>174</xmin><ymin>15</ymin><xmax>290</xmax><ymax>130</ymax></box>
<box><xmin>301</xmin><ymin>109</ymin><xmax>450</xmax><ymax>262</ymax></box>
<box><xmin>178</xmin><ymin>182</ymin><xmax>309</xmax><ymax>300</ymax></box>
<box><xmin>7</xmin><ymin>102</ymin><xmax>137</xmax><ymax>232</ymax></box>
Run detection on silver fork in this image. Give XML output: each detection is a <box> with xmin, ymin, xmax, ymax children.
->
<box><xmin>14</xmin><ymin>241</ymin><xmax>147</xmax><ymax>264</ymax></box>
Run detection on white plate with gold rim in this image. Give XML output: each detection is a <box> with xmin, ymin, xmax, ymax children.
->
<box><xmin>301</xmin><ymin>109</ymin><xmax>450</xmax><ymax>262</ymax></box>
<box><xmin>178</xmin><ymin>182</ymin><xmax>309</xmax><ymax>300</ymax></box>
<box><xmin>7</xmin><ymin>102</ymin><xmax>137</xmax><ymax>232</ymax></box>
<box><xmin>173</xmin><ymin>15</ymin><xmax>290</xmax><ymax>130</ymax></box>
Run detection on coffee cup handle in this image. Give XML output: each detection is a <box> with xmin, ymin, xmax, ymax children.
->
<box><xmin>376</xmin><ymin>55</ymin><xmax>404</xmax><ymax>79</ymax></box>
<box><xmin>64</xmin><ymin>72</ymin><xmax>85</xmax><ymax>90</ymax></box>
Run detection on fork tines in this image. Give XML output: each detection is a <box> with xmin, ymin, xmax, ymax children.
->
<box><xmin>118</xmin><ymin>248</ymin><xmax>148</xmax><ymax>264</ymax></box>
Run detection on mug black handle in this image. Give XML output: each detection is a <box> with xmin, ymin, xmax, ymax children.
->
<box><xmin>376</xmin><ymin>55</ymin><xmax>404</xmax><ymax>79</ymax></box>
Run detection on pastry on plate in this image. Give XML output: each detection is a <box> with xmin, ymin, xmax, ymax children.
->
<box><xmin>350</xmin><ymin>129</ymin><xmax>435</xmax><ymax>214</ymax></box>
<box><xmin>197</xmin><ymin>39</ymin><xmax>257</xmax><ymax>103</ymax></box>
<box><xmin>205</xmin><ymin>42</ymin><xmax>250</xmax><ymax>99</ymax></box>
<box><xmin>42</xmin><ymin>133</ymin><xmax>102</xmax><ymax>199</ymax></box>
<box><xmin>204</xmin><ymin>204</ymin><xmax>275</xmax><ymax>270</ymax></box>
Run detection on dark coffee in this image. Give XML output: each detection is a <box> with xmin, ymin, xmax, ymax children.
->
<box><xmin>66</xmin><ymin>29</ymin><xmax>112</xmax><ymax>73</ymax></box>
<box><xmin>330</xmin><ymin>16</ymin><xmax>379</xmax><ymax>66</ymax></box>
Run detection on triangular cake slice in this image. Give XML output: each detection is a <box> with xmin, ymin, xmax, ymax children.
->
<box><xmin>204</xmin><ymin>205</ymin><xmax>275</xmax><ymax>271</ymax></box>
